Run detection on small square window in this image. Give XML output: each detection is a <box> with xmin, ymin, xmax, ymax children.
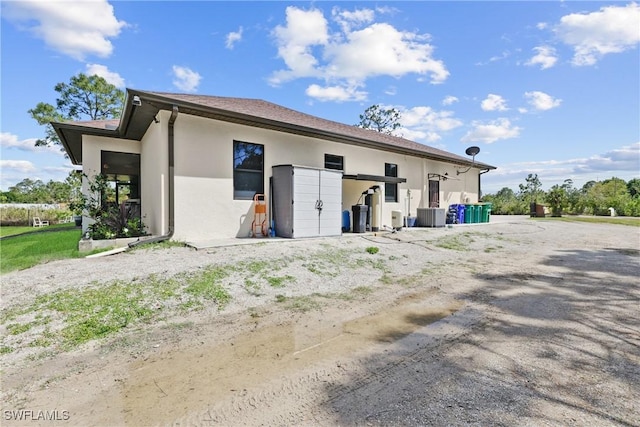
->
<box><xmin>324</xmin><ymin>154</ymin><xmax>344</xmax><ymax>171</ymax></box>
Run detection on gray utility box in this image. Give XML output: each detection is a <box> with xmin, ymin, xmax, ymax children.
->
<box><xmin>272</xmin><ymin>165</ymin><xmax>342</xmax><ymax>238</ymax></box>
<box><xmin>417</xmin><ymin>208</ymin><xmax>446</xmax><ymax>227</ymax></box>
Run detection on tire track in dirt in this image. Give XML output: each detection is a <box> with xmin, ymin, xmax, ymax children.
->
<box><xmin>166</xmin><ymin>303</ymin><xmax>481</xmax><ymax>426</ymax></box>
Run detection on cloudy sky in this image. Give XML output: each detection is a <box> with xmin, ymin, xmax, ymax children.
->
<box><xmin>1</xmin><ymin>1</ymin><xmax>638</xmax><ymax>193</ymax></box>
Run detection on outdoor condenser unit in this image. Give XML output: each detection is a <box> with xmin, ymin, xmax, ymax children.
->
<box><xmin>417</xmin><ymin>208</ymin><xmax>446</xmax><ymax>227</ymax></box>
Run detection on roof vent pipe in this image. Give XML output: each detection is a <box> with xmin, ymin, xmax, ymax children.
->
<box><xmin>130</xmin><ymin>105</ymin><xmax>179</xmax><ymax>247</ymax></box>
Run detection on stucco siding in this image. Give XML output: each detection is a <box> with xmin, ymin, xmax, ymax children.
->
<box><xmin>165</xmin><ymin>113</ymin><xmax>480</xmax><ymax>241</ymax></box>
<box><xmin>139</xmin><ymin>112</ymin><xmax>168</xmax><ymax>236</ymax></box>
<box><xmin>81</xmin><ymin>111</ymin><xmax>481</xmax><ymax>242</ymax></box>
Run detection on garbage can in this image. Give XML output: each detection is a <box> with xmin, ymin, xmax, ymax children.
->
<box><xmin>455</xmin><ymin>204</ymin><xmax>465</xmax><ymax>225</ymax></box>
<box><xmin>481</xmin><ymin>203</ymin><xmax>492</xmax><ymax>223</ymax></box>
<box><xmin>342</xmin><ymin>210</ymin><xmax>351</xmax><ymax>232</ymax></box>
<box><xmin>473</xmin><ymin>204</ymin><xmax>482</xmax><ymax>223</ymax></box>
<box><xmin>464</xmin><ymin>204</ymin><xmax>473</xmax><ymax>223</ymax></box>
<box><xmin>352</xmin><ymin>205</ymin><xmax>368</xmax><ymax>233</ymax></box>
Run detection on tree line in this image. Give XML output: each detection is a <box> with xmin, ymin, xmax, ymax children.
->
<box><xmin>0</xmin><ymin>172</ymin><xmax>81</xmax><ymax>205</ymax></box>
<box><xmin>483</xmin><ymin>174</ymin><xmax>640</xmax><ymax>217</ymax></box>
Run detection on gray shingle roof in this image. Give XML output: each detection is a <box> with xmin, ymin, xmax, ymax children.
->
<box><xmin>139</xmin><ymin>90</ymin><xmax>494</xmax><ymax>169</ymax></box>
<box><xmin>52</xmin><ymin>89</ymin><xmax>495</xmax><ymax>170</ymax></box>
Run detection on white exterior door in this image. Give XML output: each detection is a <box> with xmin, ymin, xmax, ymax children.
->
<box><xmin>292</xmin><ymin>167</ymin><xmax>322</xmax><ymax>238</ymax></box>
<box><xmin>318</xmin><ymin>169</ymin><xmax>342</xmax><ymax>236</ymax></box>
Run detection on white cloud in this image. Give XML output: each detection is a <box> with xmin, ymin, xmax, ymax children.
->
<box><xmin>172</xmin><ymin>66</ymin><xmax>202</xmax><ymax>92</ymax></box>
<box><xmin>574</xmin><ymin>142</ymin><xmax>640</xmax><ymax>173</ymax></box>
<box><xmin>270</xmin><ymin>6</ymin><xmax>449</xmax><ymax>101</ymax></box>
<box><xmin>400</xmin><ymin>106</ymin><xmax>463</xmax><ymax>131</ymax></box>
<box><xmin>555</xmin><ymin>2</ymin><xmax>640</xmax><ymax>66</ymax></box>
<box><xmin>270</xmin><ymin>7</ymin><xmax>328</xmax><ymax>84</ymax></box>
<box><xmin>324</xmin><ymin>23</ymin><xmax>448</xmax><ymax>83</ymax></box>
<box><xmin>1</xmin><ymin>132</ymin><xmax>62</xmax><ymax>155</ymax></box>
<box><xmin>305</xmin><ymin>84</ymin><xmax>367</xmax><ymax>102</ymax></box>
<box><xmin>85</xmin><ymin>64</ymin><xmax>125</xmax><ymax>87</ymax></box>
<box><xmin>384</xmin><ymin>86</ymin><xmax>397</xmax><ymax>96</ymax></box>
<box><xmin>461</xmin><ymin>118</ymin><xmax>521</xmax><ymax>144</ymax></box>
<box><xmin>442</xmin><ymin>96</ymin><xmax>459</xmax><ymax>106</ymax></box>
<box><xmin>525</xmin><ymin>46</ymin><xmax>558</xmax><ymax>70</ymax></box>
<box><xmin>483</xmin><ymin>142</ymin><xmax>640</xmax><ymax>192</ymax></box>
<box><xmin>226</xmin><ymin>27</ymin><xmax>243</xmax><ymax>49</ymax></box>
<box><xmin>489</xmin><ymin>51</ymin><xmax>511</xmax><ymax>63</ymax></box>
<box><xmin>0</xmin><ymin>160</ymin><xmax>37</xmax><ymax>174</ymax></box>
<box><xmin>524</xmin><ymin>91</ymin><xmax>562</xmax><ymax>111</ymax></box>
<box><xmin>391</xmin><ymin>105</ymin><xmax>463</xmax><ymax>143</ymax></box>
<box><xmin>3</xmin><ymin>0</ymin><xmax>126</xmax><ymax>60</ymax></box>
<box><xmin>481</xmin><ymin>94</ymin><xmax>509</xmax><ymax>112</ymax></box>
<box><xmin>475</xmin><ymin>50</ymin><xmax>511</xmax><ymax>66</ymax></box>
<box><xmin>331</xmin><ymin>7</ymin><xmax>375</xmax><ymax>33</ymax></box>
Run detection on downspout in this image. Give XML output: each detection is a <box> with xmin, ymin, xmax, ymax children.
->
<box><xmin>479</xmin><ymin>168</ymin><xmax>490</xmax><ymax>201</ymax></box>
<box><xmin>130</xmin><ymin>105</ymin><xmax>179</xmax><ymax>247</ymax></box>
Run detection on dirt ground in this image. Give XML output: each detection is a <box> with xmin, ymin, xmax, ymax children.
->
<box><xmin>1</xmin><ymin>216</ymin><xmax>639</xmax><ymax>426</ymax></box>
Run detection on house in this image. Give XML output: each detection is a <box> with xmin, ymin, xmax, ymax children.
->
<box><xmin>52</xmin><ymin>89</ymin><xmax>496</xmax><ymax>243</ymax></box>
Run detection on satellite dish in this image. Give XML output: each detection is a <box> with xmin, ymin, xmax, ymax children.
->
<box><xmin>457</xmin><ymin>146</ymin><xmax>481</xmax><ymax>175</ymax></box>
<box><xmin>465</xmin><ymin>146</ymin><xmax>480</xmax><ymax>157</ymax></box>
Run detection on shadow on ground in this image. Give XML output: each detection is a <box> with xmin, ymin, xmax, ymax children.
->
<box><xmin>320</xmin><ymin>247</ymin><xmax>640</xmax><ymax>426</ymax></box>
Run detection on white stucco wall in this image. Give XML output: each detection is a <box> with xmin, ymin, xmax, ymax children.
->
<box><xmin>139</xmin><ymin>111</ymin><xmax>169</xmax><ymax>236</ymax></box>
<box><xmin>81</xmin><ymin>135</ymin><xmax>141</xmax><ymax>234</ymax></box>
<box><xmin>82</xmin><ymin>111</ymin><xmax>482</xmax><ymax>242</ymax></box>
<box><xmin>165</xmin><ymin>114</ymin><xmax>481</xmax><ymax>241</ymax></box>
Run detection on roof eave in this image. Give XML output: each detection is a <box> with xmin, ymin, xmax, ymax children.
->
<box><xmin>131</xmin><ymin>90</ymin><xmax>495</xmax><ymax>170</ymax></box>
<box><xmin>52</xmin><ymin>122</ymin><xmax>120</xmax><ymax>165</ymax></box>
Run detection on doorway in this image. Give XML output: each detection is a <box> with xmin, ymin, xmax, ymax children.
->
<box><xmin>429</xmin><ymin>180</ymin><xmax>440</xmax><ymax>208</ymax></box>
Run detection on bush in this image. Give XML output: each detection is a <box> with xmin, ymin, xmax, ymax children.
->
<box><xmin>74</xmin><ymin>174</ymin><xmax>147</xmax><ymax>239</ymax></box>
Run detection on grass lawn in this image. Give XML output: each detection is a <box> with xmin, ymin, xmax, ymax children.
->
<box><xmin>0</xmin><ymin>222</ymin><xmax>78</xmax><ymax>238</ymax></box>
<box><xmin>533</xmin><ymin>216</ymin><xmax>640</xmax><ymax>227</ymax></box>
<box><xmin>0</xmin><ymin>226</ymin><xmax>83</xmax><ymax>274</ymax></box>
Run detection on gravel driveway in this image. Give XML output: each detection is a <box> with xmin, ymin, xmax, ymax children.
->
<box><xmin>1</xmin><ymin>216</ymin><xmax>639</xmax><ymax>426</ymax></box>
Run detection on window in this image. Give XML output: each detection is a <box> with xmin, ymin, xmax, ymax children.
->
<box><xmin>324</xmin><ymin>154</ymin><xmax>344</xmax><ymax>171</ymax></box>
<box><xmin>385</xmin><ymin>163</ymin><xmax>398</xmax><ymax>203</ymax></box>
<box><xmin>233</xmin><ymin>141</ymin><xmax>264</xmax><ymax>200</ymax></box>
<box><xmin>100</xmin><ymin>151</ymin><xmax>141</xmax><ymax>206</ymax></box>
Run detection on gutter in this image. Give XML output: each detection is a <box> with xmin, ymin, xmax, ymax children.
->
<box><xmin>129</xmin><ymin>105</ymin><xmax>179</xmax><ymax>247</ymax></box>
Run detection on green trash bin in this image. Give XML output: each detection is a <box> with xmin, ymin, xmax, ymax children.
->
<box><xmin>481</xmin><ymin>203</ymin><xmax>492</xmax><ymax>223</ymax></box>
<box><xmin>464</xmin><ymin>204</ymin><xmax>473</xmax><ymax>223</ymax></box>
<box><xmin>473</xmin><ymin>204</ymin><xmax>482</xmax><ymax>223</ymax></box>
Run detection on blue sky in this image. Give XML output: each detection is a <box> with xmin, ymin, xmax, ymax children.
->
<box><xmin>1</xmin><ymin>1</ymin><xmax>639</xmax><ymax>193</ymax></box>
